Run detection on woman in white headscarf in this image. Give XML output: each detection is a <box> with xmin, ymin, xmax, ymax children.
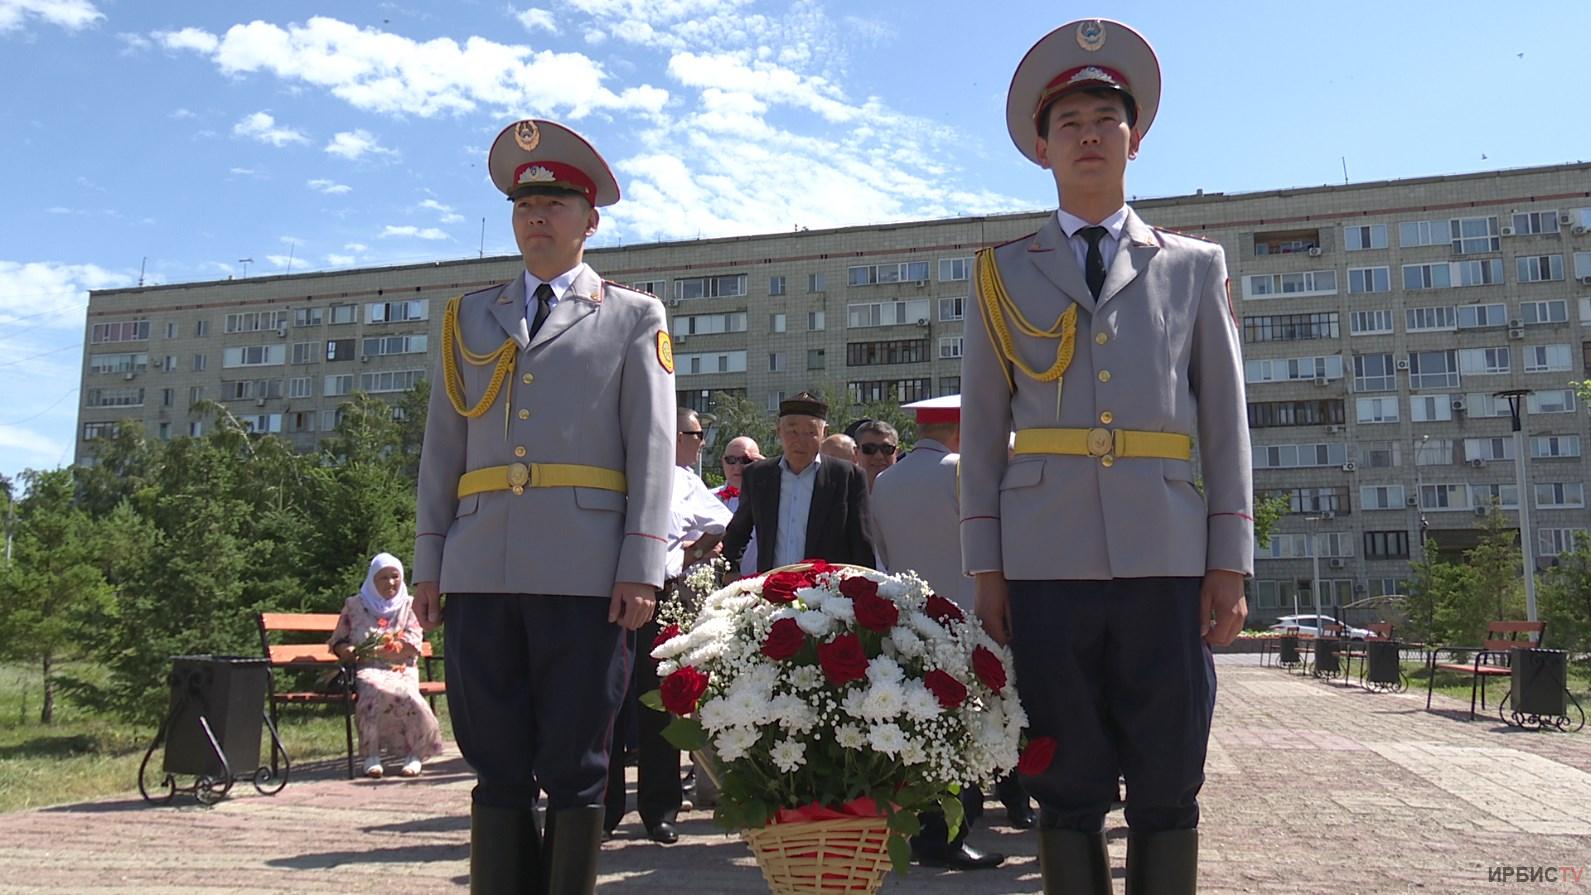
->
<box><xmin>329</xmin><ymin>552</ymin><xmax>445</xmax><ymax>778</ymax></box>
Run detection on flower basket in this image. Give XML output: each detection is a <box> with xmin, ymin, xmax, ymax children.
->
<box><xmin>646</xmin><ymin>560</ymin><xmax>1028</xmax><ymax>884</ymax></box>
<box><xmin>743</xmin><ymin>816</ymin><xmax>892</xmax><ymax>894</ymax></box>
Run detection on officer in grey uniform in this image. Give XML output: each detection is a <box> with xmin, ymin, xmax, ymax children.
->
<box><xmin>960</xmin><ymin>20</ymin><xmax>1253</xmax><ymax>894</ymax></box>
<box><xmin>412</xmin><ymin>119</ymin><xmax>675</xmax><ymax>894</ymax></box>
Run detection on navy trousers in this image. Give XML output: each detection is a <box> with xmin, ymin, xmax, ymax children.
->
<box><xmin>1006</xmin><ymin>577</ymin><xmax>1215</xmax><ymax>833</ymax></box>
<box><xmin>444</xmin><ymin>593</ymin><xmax>632</xmax><ymax>812</ymax></box>
<box><xmin>605</xmin><ymin>614</ymin><xmax>683</xmax><ymax>829</ymax></box>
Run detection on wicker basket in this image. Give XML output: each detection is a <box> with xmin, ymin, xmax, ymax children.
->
<box><xmin>742</xmin><ymin>816</ymin><xmax>893</xmax><ymax>894</ymax></box>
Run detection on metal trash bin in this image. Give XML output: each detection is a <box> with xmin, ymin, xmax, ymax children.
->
<box><xmin>1278</xmin><ymin>634</ymin><xmax>1300</xmax><ymax>666</ymax></box>
<box><xmin>1365</xmin><ymin>640</ymin><xmax>1404</xmax><ymax>692</ymax></box>
<box><xmin>1510</xmin><ymin>648</ymin><xmax>1568</xmax><ymax>718</ymax></box>
<box><xmin>1313</xmin><ymin>638</ymin><xmax>1342</xmax><ymax>677</ymax></box>
<box><xmin>140</xmin><ymin>655</ymin><xmax>289</xmax><ymax>803</ymax></box>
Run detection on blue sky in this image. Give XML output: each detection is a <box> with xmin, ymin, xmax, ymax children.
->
<box><xmin>3</xmin><ymin>0</ymin><xmax>1589</xmax><ymax>481</ymax></box>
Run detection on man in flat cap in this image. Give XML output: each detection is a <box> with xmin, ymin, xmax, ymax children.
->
<box><xmin>413</xmin><ymin>119</ymin><xmax>676</xmax><ymax>894</ymax></box>
<box><xmin>960</xmin><ymin>19</ymin><xmax>1252</xmax><ymax>894</ymax></box>
<box><xmin>722</xmin><ymin>392</ymin><xmax>875</xmax><ymax>572</ymax></box>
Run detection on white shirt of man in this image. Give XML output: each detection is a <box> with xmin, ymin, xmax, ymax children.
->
<box><xmin>667</xmin><ymin>465</ymin><xmax>733</xmax><ymax>579</ymax></box>
<box><xmin>1056</xmin><ymin>205</ymin><xmax>1128</xmax><ymax>272</ymax></box>
<box><xmin>522</xmin><ymin>263</ymin><xmax>590</xmax><ymax>318</ymax></box>
<box><xmin>773</xmin><ymin>454</ymin><xmax>822</xmax><ymax>568</ymax></box>
<box><xmin>716</xmin><ymin>486</ymin><xmax>759</xmax><ymax>577</ymax></box>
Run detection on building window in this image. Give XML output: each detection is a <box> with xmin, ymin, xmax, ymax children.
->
<box><xmin>189</xmin><ymin>353</ymin><xmax>207</xmax><ymax>373</ymax></box>
<box><xmin>1251</xmin><ymin>442</ymin><xmax>1349</xmax><ymax>469</ymax></box>
<box><xmin>1349</xmin><ymin>309</ymin><xmax>1395</xmax><ymax>335</ymax></box>
<box><xmin>807</xmin><ymin>272</ymin><xmax>826</xmax><ymax>293</ymax></box>
<box><xmin>1536</xmin><ymin>483</ymin><xmax>1586</xmax><ymax>509</ymax></box>
<box><xmin>769</xmin><ymin>352</ymin><xmax>786</xmax><ymax>372</ymax></box>
<box><xmin>1529</xmin><ymin>389</ymin><xmax>1576</xmax><ymax>414</ymax></box>
<box><xmin>847</xmin><ymin>378</ymin><xmax>932</xmax><ymax>404</ymax></box>
<box><xmin>157</xmin><ymin>422</ymin><xmax>170</xmax><ymax>440</ymax></box>
<box><xmin>1398</xmin><ymin>219</ymin><xmax>1445</xmax><ymax>247</ymax></box>
<box><xmin>1519</xmin><ymin>299</ymin><xmax>1568</xmax><ymax>325</ymax></box>
<box><xmin>938</xmin><ymin>297</ymin><xmax>965</xmax><ymax>321</ymax></box>
<box><xmin>1471</xmin><ymin>484</ymin><xmax>1519</xmax><ymax>509</ymax></box>
<box><xmin>1513</xmin><ymin>211</ymin><xmax>1560</xmax><ymax>235</ymax></box>
<box><xmin>770</xmin><ymin>313</ymin><xmax>787</xmax><ymax>333</ymax></box>
<box><xmin>1244</xmin><ymin>355</ymin><xmax>1343</xmax><ymax>384</ymax></box>
<box><xmin>1531</xmin><ymin>435</ymin><xmax>1581</xmax><ymax>459</ymax></box>
<box><xmin>939</xmin><ymin>376</ymin><xmax>960</xmax><ymax>395</ymax></box>
<box><xmin>1524</xmin><ymin>344</ymin><xmax>1572</xmax><ymax>373</ymax></box>
<box><xmin>848</xmin><ymin>261</ymin><xmax>930</xmax><ymax>286</ymax></box>
<box><xmin>1243</xmin><ymin>312</ymin><xmax>1339</xmax><ymax>343</ymax></box>
<box><xmin>360</xmin><ymin>369</ymin><xmax>424</xmax><ymax>393</ymax></box>
<box><xmin>939</xmin><ymin>337</ymin><xmax>963</xmax><ymax>359</ymax></box>
<box><xmin>85</xmin><ymin>387</ymin><xmax>144</xmax><ymax>408</ymax></box>
<box><xmin>1405</xmin><ymin>306</ymin><xmax>1456</xmax><ymax>332</ymax></box>
<box><xmin>90</xmin><ymin>320</ymin><xmax>151</xmax><ymax>343</ymax></box>
<box><xmin>1540</xmin><ymin>528</ymin><xmax>1588</xmax><ymax>556</ymax></box>
<box><xmin>188</xmin><ymin>385</ymin><xmax>203</xmax><ymax>406</ymax></box>
<box><xmin>1347</xmin><ymin>267</ymin><xmax>1390</xmax><ymax>294</ymax></box>
<box><xmin>1359</xmin><ymin>440</ymin><xmax>1400</xmax><ymax>468</ymax></box>
<box><xmin>82</xmin><ymin>422</ymin><xmax>117</xmax><ymax>441</ymax></box>
<box><xmin>847</xmin><ymin>339</ymin><xmax>929</xmax><ymax>366</ymax></box>
<box><xmin>222</xmin><ymin>378</ymin><xmax>282</xmax><ymax>401</ymax></box>
<box><xmin>1271</xmin><ymin>486</ymin><xmax>1350</xmax><ymax>516</ymax></box>
<box><xmin>1463</xmin><ymin>437</ymin><xmax>1515</xmax><ymax>461</ymax></box>
<box><xmin>326</xmin><ymin>338</ymin><xmax>356</xmax><ymax>362</ymax></box>
<box><xmin>1353</xmin><ymin>354</ymin><xmax>1396</xmax><ymax>392</ymax></box>
<box><xmin>939</xmin><ymin>257</ymin><xmax>971</xmax><ymax>281</ymax></box>
<box><xmin>324</xmin><ymin>374</ymin><xmax>354</xmax><ymax>396</ymax></box>
<box><xmin>224</xmin><ymin>311</ymin><xmax>288</xmax><ymax>334</ymax></box>
<box><xmin>163</xmin><ymin>321</ymin><xmax>176</xmax><ymax>339</ymax></box>
<box><xmin>195</xmin><ymin>319</ymin><xmax>209</xmax><ymax>337</ymax></box>
<box><xmin>1420</xmin><ymin>483</ymin><xmax>1469</xmax><ymax>510</ymax></box>
<box><xmin>807</xmin><ymin>310</ymin><xmax>825</xmax><ymax>331</ymax></box>
<box><xmin>362</xmin><ymin>335</ymin><xmax>430</xmax><ymax>359</ymax></box>
<box><xmin>676</xmin><ymin>350</ymin><xmax>748</xmax><ymax>375</ymax></box>
<box><xmin>631</xmin><ymin>280</ymin><xmax>666</xmax><ymax>296</ymax></box>
<box><xmin>222</xmin><ymin>345</ymin><xmax>285</xmax><ymax>368</ymax></box>
<box><xmin>1408</xmin><ymin>350</ymin><xmax>1459</xmax><ymax>390</ymax></box>
<box><xmin>1457</xmin><ymin>347</ymin><xmax>1509</xmax><ymax>375</ymax></box>
<box><xmin>1355</xmin><ymin>396</ymin><xmax>1399</xmax><ymax>424</ymax></box>
<box><xmin>1518</xmin><ymin>255</ymin><xmax>1565</xmax><ymax>283</ymax></box>
<box><xmin>291</xmin><ymin>341</ymin><xmax>320</xmax><ymax>364</ymax></box>
<box><xmin>1450</xmin><ymin>216</ymin><xmax>1501</xmax><ymax>254</ymax></box>
<box><xmin>328</xmin><ymin>303</ymin><xmax>358</xmax><ymax>325</ymax></box>
<box><xmin>1252</xmin><ymin>228</ymin><xmax>1321</xmax><ymax>255</ymax></box>
<box><xmin>161</xmin><ymin>388</ymin><xmax>174</xmax><ymax>407</ymax></box>
<box><xmin>676</xmin><ymin>274</ymin><xmax>747</xmax><ymax>300</ymax></box>
<box><xmin>1409</xmin><ymin>394</ymin><xmax>1454</xmax><ymax>423</ymax></box>
<box><xmin>766</xmin><ymin>391</ymin><xmax>786</xmax><ymax>412</ymax></box>
<box><xmin>367</xmin><ymin>299</ymin><xmax>429</xmax><ymax>323</ymax></box>
<box><xmin>240</xmin><ymin>413</ymin><xmax>283</xmax><ymax>434</ymax></box>
<box><xmin>1244</xmin><ymin>270</ymin><xmax>1337</xmax><ymax>299</ymax></box>
<box><xmin>1402</xmin><ymin>263</ymin><xmax>1451</xmax><ymax>290</ymax></box>
<box><xmin>672</xmin><ymin>312</ymin><xmax>748</xmax><ymax>335</ymax></box>
<box><xmin>1364</xmin><ymin>530</ymin><xmax>1410</xmax><ymax>559</ymax></box>
<box><xmin>1247</xmin><ymin>399</ymin><xmax>1345</xmax><ymax>428</ymax></box>
<box><xmin>807</xmin><ymin>349</ymin><xmax>826</xmax><ymax>371</ymax></box>
<box><xmin>847</xmin><ymin>299</ymin><xmax>932</xmax><ymax>329</ymax></box>
<box><xmin>293</xmin><ymin>307</ymin><xmax>323</xmax><ymax>327</ymax></box>
<box><xmin>1360</xmin><ymin>485</ymin><xmax>1406</xmax><ymax>510</ymax></box>
<box><xmin>288</xmin><ymin>377</ymin><xmax>312</xmax><ymax>399</ymax></box>
<box><xmin>1455</xmin><ymin>303</ymin><xmax>1507</xmax><ymax>329</ymax></box>
<box><xmin>1343</xmin><ymin>224</ymin><xmax>1388</xmax><ymax>251</ymax></box>
<box><xmin>769</xmin><ymin>275</ymin><xmax>786</xmax><ymax>296</ymax></box>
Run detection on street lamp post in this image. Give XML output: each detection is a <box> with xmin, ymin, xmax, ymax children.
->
<box><xmin>1493</xmin><ymin>389</ymin><xmax>1538</xmax><ymax>622</ymax></box>
<box><xmin>1305</xmin><ymin>512</ymin><xmax>1334</xmax><ymax>629</ymax></box>
<box><xmin>1411</xmin><ymin>434</ymin><xmax>1431</xmax><ymax>564</ymax></box>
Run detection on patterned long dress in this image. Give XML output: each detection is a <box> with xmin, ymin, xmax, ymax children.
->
<box><xmin>328</xmin><ymin>596</ymin><xmax>446</xmax><ymax>761</ymax></box>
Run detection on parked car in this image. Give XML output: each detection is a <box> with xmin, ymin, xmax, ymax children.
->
<box><xmin>1267</xmin><ymin>614</ymin><xmax>1377</xmax><ymax>640</ymax></box>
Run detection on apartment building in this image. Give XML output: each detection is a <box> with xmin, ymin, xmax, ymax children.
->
<box><xmin>81</xmin><ymin>162</ymin><xmax>1591</xmax><ymax>621</ymax></box>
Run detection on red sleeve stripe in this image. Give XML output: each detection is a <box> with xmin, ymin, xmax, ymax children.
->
<box><xmin>626</xmin><ymin>531</ymin><xmax>668</xmax><ymax>543</ymax></box>
<box><xmin>1209</xmin><ymin>512</ymin><xmax>1255</xmax><ymax>523</ymax></box>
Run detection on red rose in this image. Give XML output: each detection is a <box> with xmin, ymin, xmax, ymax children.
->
<box><xmin>1018</xmin><ymin>736</ymin><xmax>1057</xmax><ymax>776</ymax></box>
<box><xmin>660</xmin><ymin>666</ymin><xmax>710</xmax><ymax>716</ymax></box>
<box><xmin>803</xmin><ymin>558</ymin><xmax>834</xmax><ymax>575</ymax></box>
<box><xmin>852</xmin><ymin>590</ymin><xmax>899</xmax><ymax>633</ymax></box>
<box><xmin>817</xmin><ymin>633</ymin><xmax>868</xmax><ymax>685</ymax></box>
<box><xmin>761</xmin><ymin>617</ymin><xmax>805</xmax><ymax>661</ymax></box>
<box><xmin>924</xmin><ymin>595</ymin><xmax>965</xmax><ymax>626</ymax></box>
<box><xmin>762</xmin><ymin>570</ymin><xmax>811</xmax><ymax>604</ymax></box>
<box><xmin>972</xmin><ymin>645</ymin><xmax>1007</xmax><ymax>693</ymax></box>
<box><xmin>652</xmin><ymin>623</ymin><xmax>681</xmax><ymax>651</ymax></box>
<box><xmin>838</xmin><ymin>576</ymin><xmax>879</xmax><ymax>601</ymax></box>
<box><xmin>923</xmin><ymin>669</ymin><xmax>968</xmax><ymax>709</ymax></box>
<box><xmin>717</xmin><ymin>485</ymin><xmax>740</xmax><ymax>501</ymax></box>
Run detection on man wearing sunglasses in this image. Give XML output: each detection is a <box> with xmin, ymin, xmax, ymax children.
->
<box><xmin>716</xmin><ymin>435</ymin><xmax>763</xmax><ymax>501</ymax></box>
<box><xmin>853</xmin><ymin>419</ymin><xmax>900</xmax><ymax>491</ymax></box>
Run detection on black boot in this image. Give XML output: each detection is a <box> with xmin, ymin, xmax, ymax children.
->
<box><xmin>1125</xmin><ymin>828</ymin><xmax>1198</xmax><ymax>895</ymax></box>
<box><xmin>469</xmin><ymin>804</ymin><xmax>541</xmax><ymax>895</ymax></box>
<box><xmin>1037</xmin><ymin>828</ymin><xmax>1111</xmax><ymax>895</ymax></box>
<box><xmin>543</xmin><ymin>806</ymin><xmax>604</xmax><ymax>894</ymax></box>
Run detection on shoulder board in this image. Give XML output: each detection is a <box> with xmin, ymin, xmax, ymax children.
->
<box><xmin>605</xmin><ymin>279</ymin><xmax>657</xmax><ymax>300</ymax></box>
<box><xmin>1151</xmin><ymin>226</ymin><xmax>1218</xmax><ymax>244</ymax></box>
<box><xmin>460</xmin><ymin>282</ymin><xmax>507</xmax><ymax>304</ymax></box>
<box><xmin>989</xmin><ymin>230</ymin><xmax>1038</xmax><ymax>251</ymax></box>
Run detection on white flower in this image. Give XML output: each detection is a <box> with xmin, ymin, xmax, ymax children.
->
<box><xmin>835</xmin><ymin>723</ymin><xmax>867</xmax><ymax>749</ymax></box>
<box><xmin>900</xmin><ymin>740</ymin><xmax>927</xmax><ymax>765</ymax></box>
<box><xmin>787</xmin><ymin>665</ymin><xmax>823</xmax><ymax>691</ymax></box>
<box><xmin>908</xmin><ymin>611</ymin><xmax>946</xmax><ymax>640</ymax></box>
<box><xmin>770</xmin><ymin>737</ymin><xmax>807</xmax><ymax>773</ymax></box>
<box><xmin>715</xmin><ymin>726</ymin><xmax>759</xmax><ymax>763</ymax></box>
<box><xmin>697</xmin><ymin>696</ymin><xmax>732</xmax><ymax>732</ymax></box>
<box><xmin>821</xmin><ymin>595</ymin><xmax>855</xmax><ymax>623</ymax></box>
<box><xmin>840</xmin><ymin>688</ymin><xmax>868</xmax><ymax>719</ymax></box>
<box><xmin>866</xmin><ymin>655</ymin><xmax>904</xmax><ymax>685</ymax></box>
<box><xmin>796</xmin><ymin>609</ymin><xmax>833</xmax><ymax>637</ymax></box>
<box><xmin>656</xmin><ymin>659</ymin><xmax>679</xmax><ymax>678</ymax></box>
<box><xmin>860</xmin><ymin>680</ymin><xmax>905</xmax><ymax>720</ymax></box>
<box><xmin>795</xmin><ymin>586</ymin><xmax>828</xmax><ymax>608</ymax></box>
<box><xmin>902</xmin><ymin>682</ymin><xmax>941</xmax><ymax>722</ymax></box>
<box><xmin>769</xmin><ymin>693</ymin><xmax>818</xmax><ymax>733</ymax></box>
<box><xmin>888</xmin><ymin>626</ymin><xmax>923</xmax><ymax>656</ymax></box>
<box><xmin>867</xmin><ymin>722</ymin><xmax>907</xmax><ymax>756</ymax></box>
<box><xmin>876</xmin><ymin>578</ymin><xmax>909</xmax><ymax>599</ymax></box>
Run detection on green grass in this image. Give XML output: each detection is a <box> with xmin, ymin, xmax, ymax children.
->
<box><xmin>0</xmin><ymin>661</ymin><xmax>452</xmax><ymax>813</ymax></box>
<box><xmin>1403</xmin><ymin>657</ymin><xmax>1591</xmax><ymax>719</ymax></box>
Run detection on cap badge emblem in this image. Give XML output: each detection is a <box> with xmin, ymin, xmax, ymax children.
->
<box><xmin>513</xmin><ymin>120</ymin><xmax>541</xmax><ymax>151</ymax></box>
<box><xmin>1076</xmin><ymin>20</ymin><xmax>1106</xmax><ymax>52</ymax></box>
<box><xmin>517</xmin><ymin>165</ymin><xmax>556</xmax><ymax>185</ymax></box>
<box><xmin>1069</xmin><ymin>66</ymin><xmax>1115</xmax><ymax>86</ymax></box>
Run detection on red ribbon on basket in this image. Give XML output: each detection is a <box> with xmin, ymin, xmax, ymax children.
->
<box><xmin>772</xmin><ymin>796</ymin><xmax>882</xmax><ymax>825</ymax></box>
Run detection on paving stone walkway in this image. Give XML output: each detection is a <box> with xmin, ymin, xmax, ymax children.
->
<box><xmin>2</xmin><ymin>657</ymin><xmax>1588</xmax><ymax>893</ymax></box>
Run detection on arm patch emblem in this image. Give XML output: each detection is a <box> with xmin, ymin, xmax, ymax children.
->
<box><xmin>656</xmin><ymin>330</ymin><xmax>675</xmax><ymax>374</ymax></box>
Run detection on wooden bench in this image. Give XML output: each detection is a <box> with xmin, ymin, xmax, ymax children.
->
<box><xmin>257</xmin><ymin>612</ymin><xmax>445</xmax><ymax>778</ymax></box>
<box><xmin>1424</xmin><ymin>620</ymin><xmax>1546</xmax><ymax>720</ymax></box>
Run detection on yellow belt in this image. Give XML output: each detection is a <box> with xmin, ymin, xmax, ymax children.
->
<box><xmin>457</xmin><ymin>462</ymin><xmax>627</xmax><ymax>498</ymax></box>
<box><xmin>1013</xmin><ymin>428</ymin><xmax>1192</xmax><ymax>460</ymax></box>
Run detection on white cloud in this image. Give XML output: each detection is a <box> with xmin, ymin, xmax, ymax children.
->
<box><xmin>380</xmin><ymin>225</ymin><xmax>449</xmax><ymax>240</ymax></box>
<box><xmin>324</xmin><ymin>253</ymin><xmax>356</xmax><ymax>266</ymax></box>
<box><xmin>155</xmin><ymin>16</ymin><xmax>671</xmax><ymax>120</ymax></box>
<box><xmin>420</xmin><ymin>198</ymin><xmax>464</xmax><ymax>224</ymax></box>
<box><xmin>230</xmin><ymin>167</ymin><xmax>259</xmax><ymax>176</ymax></box>
<box><xmin>344</xmin><ymin>242</ymin><xmax>368</xmax><ymax>252</ymax></box>
<box><xmin>0</xmin><ymin>0</ymin><xmax>103</xmax><ymax>33</ymax></box>
<box><xmin>307</xmin><ymin>178</ymin><xmax>351</xmax><ymax>194</ymax></box>
<box><xmin>169</xmin><ymin>107</ymin><xmax>197</xmax><ymax>120</ymax></box>
<box><xmin>324</xmin><ymin>129</ymin><xmax>394</xmax><ymax>161</ymax></box>
<box><xmin>233</xmin><ymin>111</ymin><xmax>308</xmax><ymax>147</ymax></box>
<box><xmin>116</xmin><ymin>31</ymin><xmax>150</xmax><ymax>51</ymax></box>
<box><xmin>513</xmin><ymin>7</ymin><xmax>557</xmax><ymax>33</ymax></box>
<box><xmin>0</xmin><ymin>424</ymin><xmax>67</xmax><ymax>467</ymax></box>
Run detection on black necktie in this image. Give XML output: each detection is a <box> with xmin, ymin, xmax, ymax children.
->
<box><xmin>530</xmin><ymin>283</ymin><xmax>553</xmax><ymax>339</ymax></box>
<box><xmin>1080</xmin><ymin>226</ymin><xmax>1108</xmax><ymax>300</ymax></box>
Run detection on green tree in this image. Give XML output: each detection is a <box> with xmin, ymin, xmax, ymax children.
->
<box><xmin>0</xmin><ymin>469</ymin><xmax>114</xmax><ymax>723</ymax></box>
<box><xmin>1539</xmin><ymin>535</ymin><xmax>1591</xmax><ymax>669</ymax></box>
<box><xmin>75</xmin><ymin>419</ymin><xmax>157</xmax><ymax>516</ymax></box>
<box><xmin>1251</xmin><ymin>492</ymin><xmax>1292</xmax><ymax>552</ymax></box>
<box><xmin>701</xmin><ymin>392</ymin><xmax>776</xmax><ymax>466</ymax></box>
<box><xmin>1468</xmin><ymin>503</ymin><xmax>1526</xmax><ymax>622</ymax></box>
<box><xmin>1404</xmin><ymin>536</ymin><xmax>1481</xmax><ymax>646</ymax></box>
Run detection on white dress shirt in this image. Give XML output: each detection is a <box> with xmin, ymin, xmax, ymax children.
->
<box><xmin>1056</xmin><ymin>206</ymin><xmax>1129</xmax><ymax>274</ymax></box>
<box><xmin>773</xmin><ymin>454</ymin><xmax>822</xmax><ymax>568</ymax></box>
<box><xmin>667</xmin><ymin>466</ymin><xmax>733</xmax><ymax>579</ymax></box>
<box><xmin>716</xmin><ymin>486</ymin><xmax>759</xmax><ymax>576</ymax></box>
<box><xmin>523</xmin><ymin>263</ymin><xmax>589</xmax><ymax>319</ymax></box>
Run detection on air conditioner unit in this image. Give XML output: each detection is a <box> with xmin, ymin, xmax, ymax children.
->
<box><xmin>913</xmin><ymin>280</ymin><xmax>928</xmax><ymax>288</ymax></box>
<box><xmin>360</xmin><ymin>355</ymin><xmax>371</xmax><ymax>363</ymax></box>
<box><xmin>255</xmin><ymin>397</ymin><xmax>267</xmax><ymax>407</ymax></box>
<box><xmin>122</xmin><ymin>372</ymin><xmax>135</xmax><ymax>381</ymax></box>
<box><xmin>667</xmin><ymin>297</ymin><xmax>682</xmax><ymax>308</ymax></box>
<box><xmin>1394</xmin><ymin>358</ymin><xmax>1410</xmax><ymax>370</ymax></box>
<box><xmin>1326</xmin><ymin>424</ymin><xmax>1343</xmax><ymax>434</ymax></box>
<box><xmin>1307</xmin><ymin>247</ymin><xmax>1323</xmax><ymax>257</ymax></box>
<box><xmin>276</xmin><ymin>325</ymin><xmax>288</xmax><ymax>338</ymax></box>
<box><xmin>1328</xmin><ymin>558</ymin><xmax>1347</xmax><ymax>569</ymax></box>
<box><xmin>916</xmin><ymin>318</ymin><xmax>930</xmax><ymax>327</ymax></box>
<box><xmin>1468</xmin><ymin>457</ymin><xmax>1486</xmax><ymax>467</ymax></box>
<box><xmin>674</xmin><ymin>334</ymin><xmax>687</xmax><ymax>344</ymax></box>
<box><xmin>1508</xmin><ymin>318</ymin><xmax>1524</xmax><ymax>328</ymax></box>
<box><xmin>1473</xmin><ymin>506</ymin><xmax>1490</xmax><ymax>517</ymax></box>
<box><xmin>1341</xmin><ymin>462</ymin><xmax>1357</xmax><ymax>472</ymax></box>
<box><xmin>1559</xmin><ymin>213</ymin><xmax>1574</xmax><ymax>226</ymax></box>
<box><xmin>1508</xmin><ymin>328</ymin><xmax>1524</xmax><ymax>339</ymax></box>
<box><xmin>1573</xmin><ymin>225</ymin><xmax>1589</xmax><ymax>237</ymax></box>
<box><xmin>1451</xmin><ymin>398</ymin><xmax>1467</xmax><ymax>411</ymax></box>
<box><xmin>1500</xmin><ymin>225</ymin><xmax>1516</xmax><ymax>237</ymax></box>
<box><xmin>1579</xmin><ymin>275</ymin><xmax>1591</xmax><ymax>286</ymax></box>
<box><xmin>1354</xmin><ymin>583</ymin><xmax>1369</xmax><ymax>594</ymax></box>
<box><xmin>1313</xmin><ymin>376</ymin><xmax>1329</xmax><ymax>387</ymax></box>
<box><xmin>1406</xmin><ymin>496</ymin><xmax>1420</xmax><ymax>507</ymax></box>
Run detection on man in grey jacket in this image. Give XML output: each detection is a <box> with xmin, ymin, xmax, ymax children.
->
<box><xmin>961</xmin><ymin>20</ymin><xmax>1252</xmax><ymax>894</ymax></box>
<box><xmin>412</xmin><ymin>119</ymin><xmax>675</xmax><ymax>894</ymax></box>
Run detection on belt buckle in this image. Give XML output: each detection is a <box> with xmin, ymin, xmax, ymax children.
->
<box><xmin>1086</xmin><ymin>427</ymin><xmax>1113</xmax><ymax>457</ymax></box>
<box><xmin>508</xmin><ymin>462</ymin><xmax>530</xmax><ymax>495</ymax></box>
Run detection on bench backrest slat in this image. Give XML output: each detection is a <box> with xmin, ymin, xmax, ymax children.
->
<box><xmin>260</xmin><ymin>612</ymin><xmax>340</xmax><ymax>633</ymax></box>
<box><xmin>1481</xmin><ymin>620</ymin><xmax>1545</xmax><ymax>653</ymax></box>
<box><xmin>258</xmin><ymin>611</ymin><xmax>435</xmax><ymax>666</ymax></box>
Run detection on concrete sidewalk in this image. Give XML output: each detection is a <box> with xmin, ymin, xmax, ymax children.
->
<box><xmin>2</xmin><ymin>658</ymin><xmax>1588</xmax><ymax>894</ymax></box>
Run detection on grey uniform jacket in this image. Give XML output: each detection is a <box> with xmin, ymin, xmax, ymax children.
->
<box><xmin>413</xmin><ymin>266</ymin><xmax>676</xmax><ymax>597</ymax></box>
<box><xmin>959</xmin><ymin>208</ymin><xmax>1254</xmax><ymax>580</ymax></box>
<box><xmin>869</xmin><ymin>438</ymin><xmax>973</xmax><ymax>609</ymax></box>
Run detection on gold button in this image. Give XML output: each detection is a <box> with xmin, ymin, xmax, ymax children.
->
<box><xmin>1099</xmin><ymin>411</ymin><xmax>1114</xmax><ymax>425</ymax></box>
<box><xmin>1095</xmin><ymin>332</ymin><xmax>1109</xmax><ymax>345</ymax></box>
<box><xmin>521</xmin><ymin>373</ymin><xmax>535</xmax><ymax>384</ymax></box>
<box><xmin>517</xmin><ymin>409</ymin><xmax>530</xmax><ymax>420</ymax></box>
<box><xmin>1100</xmin><ymin>455</ymin><xmax>1115</xmax><ymax>468</ymax></box>
<box><xmin>511</xmin><ymin>485</ymin><xmax>525</xmax><ymax>495</ymax></box>
<box><xmin>1097</xmin><ymin>370</ymin><xmax>1111</xmax><ymax>383</ymax></box>
<box><xmin>513</xmin><ymin>446</ymin><xmax>527</xmax><ymax>458</ymax></box>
